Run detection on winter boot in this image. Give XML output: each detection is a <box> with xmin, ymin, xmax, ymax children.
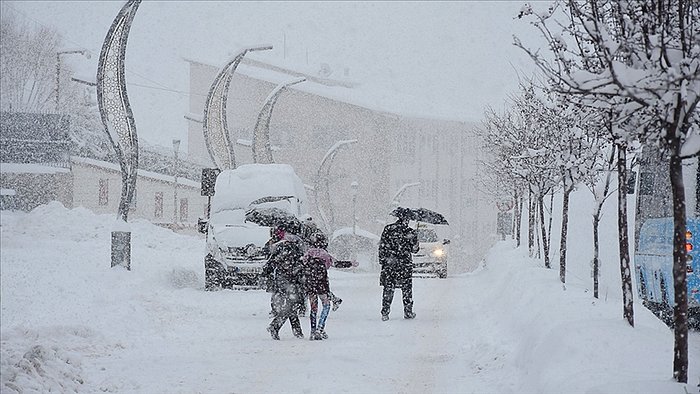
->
<box><xmin>318</xmin><ymin>329</ymin><xmax>328</xmax><ymax>339</ymax></box>
<box><xmin>404</xmin><ymin>311</ymin><xmax>416</xmax><ymax>319</ymax></box>
<box><xmin>267</xmin><ymin>325</ymin><xmax>280</xmax><ymax>340</ymax></box>
<box><xmin>309</xmin><ymin>330</ymin><xmax>323</xmax><ymax>340</ymax></box>
<box><xmin>381</xmin><ymin>314</ymin><xmax>389</xmax><ymax>321</ymax></box>
<box><xmin>293</xmin><ymin>328</ymin><xmax>304</xmax><ymax>339</ymax></box>
<box><xmin>332</xmin><ymin>298</ymin><xmax>343</xmax><ymax>311</ymax></box>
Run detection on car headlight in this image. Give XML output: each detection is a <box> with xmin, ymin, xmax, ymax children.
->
<box><xmin>431</xmin><ymin>248</ymin><xmax>445</xmax><ymax>258</ymax></box>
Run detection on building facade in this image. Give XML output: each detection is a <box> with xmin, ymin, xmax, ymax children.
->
<box><xmin>185</xmin><ymin>58</ymin><xmax>497</xmax><ymax>270</ymax></box>
<box><xmin>71</xmin><ymin>157</ymin><xmax>204</xmax><ymax>227</ymax></box>
<box><xmin>1</xmin><ymin>111</ymin><xmax>205</xmax><ymax>227</ymax></box>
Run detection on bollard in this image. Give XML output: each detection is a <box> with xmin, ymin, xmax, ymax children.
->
<box><xmin>111</xmin><ymin>230</ymin><xmax>131</xmax><ymax>270</ymax></box>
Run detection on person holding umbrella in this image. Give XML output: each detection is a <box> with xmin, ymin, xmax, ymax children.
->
<box><xmin>263</xmin><ymin>224</ymin><xmax>306</xmax><ymax>340</ymax></box>
<box><xmin>378</xmin><ymin>207</ymin><xmax>420</xmax><ymax>321</ymax></box>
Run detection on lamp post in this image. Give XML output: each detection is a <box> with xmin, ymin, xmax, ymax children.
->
<box><xmin>386</xmin><ymin>182</ymin><xmax>420</xmax><ymax>224</ymax></box>
<box><xmin>173</xmin><ymin>139</ymin><xmax>181</xmax><ymax>226</ymax></box>
<box><xmin>351</xmin><ymin>181</ymin><xmax>358</xmax><ymax>235</ymax></box>
<box><xmin>313</xmin><ymin>139</ymin><xmax>358</xmax><ymax>233</ymax></box>
<box><xmin>56</xmin><ymin>49</ymin><xmax>90</xmax><ymax>111</ymax></box>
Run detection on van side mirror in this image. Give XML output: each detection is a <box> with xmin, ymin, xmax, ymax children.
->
<box><xmin>442</xmin><ymin>239</ymin><xmax>450</xmax><ymax>245</ymax></box>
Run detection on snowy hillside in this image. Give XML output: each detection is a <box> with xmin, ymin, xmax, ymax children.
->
<box><xmin>1</xmin><ymin>200</ymin><xmax>699</xmax><ymax>393</ymax></box>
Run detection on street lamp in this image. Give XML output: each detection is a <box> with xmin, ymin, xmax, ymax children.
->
<box><xmin>313</xmin><ymin>139</ymin><xmax>358</xmax><ymax>233</ymax></box>
<box><xmin>56</xmin><ymin>49</ymin><xmax>90</xmax><ymax>111</ymax></box>
<box><xmin>351</xmin><ymin>181</ymin><xmax>358</xmax><ymax>235</ymax></box>
<box><xmin>386</xmin><ymin>182</ymin><xmax>421</xmax><ymax>222</ymax></box>
<box><xmin>173</xmin><ymin>139</ymin><xmax>181</xmax><ymax>226</ymax></box>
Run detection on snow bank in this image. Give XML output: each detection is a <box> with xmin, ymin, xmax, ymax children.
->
<box><xmin>1</xmin><ymin>202</ymin><xmax>205</xmax><ymax>392</ymax></box>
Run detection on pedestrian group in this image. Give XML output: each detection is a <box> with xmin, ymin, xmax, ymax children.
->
<box><xmin>262</xmin><ymin>209</ymin><xmax>419</xmax><ymax>341</ymax></box>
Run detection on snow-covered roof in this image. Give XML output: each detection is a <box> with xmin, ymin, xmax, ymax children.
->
<box><xmin>0</xmin><ymin>163</ymin><xmax>71</xmax><ymax>174</ymax></box>
<box><xmin>70</xmin><ymin>156</ymin><xmax>200</xmax><ymax>188</ymax></box>
<box><xmin>184</xmin><ymin>56</ymin><xmax>472</xmax><ymax>122</ymax></box>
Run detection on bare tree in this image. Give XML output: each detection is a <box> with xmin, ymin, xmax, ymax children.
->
<box><xmin>516</xmin><ymin>0</ymin><xmax>700</xmax><ymax>382</ymax></box>
<box><xmin>0</xmin><ymin>13</ymin><xmax>63</xmax><ymax>112</ymax></box>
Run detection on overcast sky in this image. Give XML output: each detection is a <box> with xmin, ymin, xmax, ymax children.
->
<box><xmin>4</xmin><ymin>1</ymin><xmax>542</xmax><ymax>151</ymax></box>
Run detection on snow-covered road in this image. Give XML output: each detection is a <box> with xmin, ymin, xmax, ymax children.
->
<box><xmin>80</xmin><ymin>272</ymin><xmax>525</xmax><ymax>393</ymax></box>
<box><xmin>2</xmin><ymin>203</ymin><xmax>698</xmax><ymax>393</ymax></box>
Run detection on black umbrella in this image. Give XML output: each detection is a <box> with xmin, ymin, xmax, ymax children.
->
<box><xmin>248</xmin><ymin>195</ymin><xmax>296</xmax><ymax>207</ymax></box>
<box><xmin>244</xmin><ymin>207</ymin><xmax>301</xmax><ymax>232</ymax></box>
<box><xmin>390</xmin><ymin>207</ymin><xmax>449</xmax><ymax>225</ymax></box>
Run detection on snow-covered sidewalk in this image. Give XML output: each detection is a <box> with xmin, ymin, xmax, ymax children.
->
<box><xmin>1</xmin><ymin>203</ymin><xmax>698</xmax><ymax>393</ymax></box>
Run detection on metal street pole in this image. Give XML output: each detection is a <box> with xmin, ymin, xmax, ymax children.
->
<box><xmin>252</xmin><ymin>77</ymin><xmax>305</xmax><ymax>164</ymax></box>
<box><xmin>385</xmin><ymin>182</ymin><xmax>420</xmax><ymax>224</ymax></box>
<box><xmin>56</xmin><ymin>49</ymin><xmax>90</xmax><ymax>111</ymax></box>
<box><xmin>351</xmin><ymin>181</ymin><xmax>358</xmax><ymax>235</ymax></box>
<box><xmin>313</xmin><ymin>139</ymin><xmax>358</xmax><ymax>234</ymax></box>
<box><xmin>173</xmin><ymin>139</ymin><xmax>180</xmax><ymax>226</ymax></box>
<box><xmin>96</xmin><ymin>0</ymin><xmax>141</xmax><ymax>270</ymax></box>
<box><xmin>202</xmin><ymin>45</ymin><xmax>272</xmax><ymax>170</ymax></box>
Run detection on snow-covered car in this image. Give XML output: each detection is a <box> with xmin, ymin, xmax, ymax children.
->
<box><xmin>201</xmin><ymin>164</ymin><xmax>308</xmax><ymax>290</ymax></box>
<box><xmin>412</xmin><ymin>225</ymin><xmax>450</xmax><ymax>278</ymax></box>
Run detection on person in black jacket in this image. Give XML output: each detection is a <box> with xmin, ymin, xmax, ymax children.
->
<box><xmin>263</xmin><ymin>233</ymin><xmax>306</xmax><ymax>340</ymax></box>
<box><xmin>378</xmin><ymin>208</ymin><xmax>419</xmax><ymax>321</ymax></box>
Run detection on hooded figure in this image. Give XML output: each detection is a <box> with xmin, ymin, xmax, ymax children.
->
<box><xmin>378</xmin><ymin>209</ymin><xmax>419</xmax><ymax>321</ymax></box>
<box><xmin>263</xmin><ymin>226</ymin><xmax>306</xmax><ymax>340</ymax></box>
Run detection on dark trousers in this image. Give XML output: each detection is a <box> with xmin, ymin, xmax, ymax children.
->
<box><xmin>270</xmin><ymin>313</ymin><xmax>302</xmax><ymax>335</ymax></box>
<box><xmin>270</xmin><ymin>292</ymin><xmax>303</xmax><ymax>335</ymax></box>
<box><xmin>381</xmin><ymin>285</ymin><xmax>413</xmax><ymax>317</ymax></box>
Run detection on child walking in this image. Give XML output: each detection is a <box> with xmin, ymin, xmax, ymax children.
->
<box><xmin>302</xmin><ymin>234</ymin><xmax>335</xmax><ymax>340</ymax></box>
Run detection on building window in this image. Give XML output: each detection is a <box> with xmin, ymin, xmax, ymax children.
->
<box><xmin>154</xmin><ymin>192</ymin><xmax>163</xmax><ymax>218</ymax></box>
<box><xmin>180</xmin><ymin>198</ymin><xmax>188</xmax><ymax>222</ymax></box>
<box><xmin>98</xmin><ymin>179</ymin><xmax>109</xmax><ymax>206</ymax></box>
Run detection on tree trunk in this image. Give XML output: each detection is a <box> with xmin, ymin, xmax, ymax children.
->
<box><xmin>512</xmin><ymin>191</ymin><xmax>519</xmax><ymax>241</ymax></box>
<box><xmin>669</xmin><ymin>148</ymin><xmax>688</xmax><ymax>383</ymax></box>
<box><xmin>528</xmin><ymin>189</ymin><xmax>535</xmax><ymax>257</ymax></box>
<box><xmin>592</xmin><ymin>211</ymin><xmax>601</xmax><ymax>298</ymax></box>
<box><xmin>535</xmin><ymin>197</ymin><xmax>541</xmax><ymax>259</ymax></box>
<box><xmin>559</xmin><ymin>187</ymin><xmax>571</xmax><ymax>283</ymax></box>
<box><xmin>539</xmin><ymin>193</ymin><xmax>550</xmax><ymax>268</ymax></box>
<box><xmin>593</xmin><ymin>147</ymin><xmax>616</xmax><ymax>299</ymax></box>
<box><xmin>616</xmin><ymin>143</ymin><xmax>634</xmax><ymax>327</ymax></box>
<box><xmin>516</xmin><ymin>193</ymin><xmax>524</xmax><ymax>247</ymax></box>
<box><xmin>547</xmin><ymin>193</ymin><xmax>554</xmax><ymax>255</ymax></box>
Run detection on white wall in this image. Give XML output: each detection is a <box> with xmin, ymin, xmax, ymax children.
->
<box><xmin>71</xmin><ymin>159</ymin><xmax>206</xmax><ymax>225</ymax></box>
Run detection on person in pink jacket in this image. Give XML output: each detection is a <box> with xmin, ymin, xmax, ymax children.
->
<box><xmin>302</xmin><ymin>232</ymin><xmax>348</xmax><ymax>339</ymax></box>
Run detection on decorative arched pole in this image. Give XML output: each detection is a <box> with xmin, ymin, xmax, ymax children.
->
<box><xmin>385</xmin><ymin>182</ymin><xmax>421</xmax><ymax>224</ymax></box>
<box><xmin>96</xmin><ymin>0</ymin><xmax>141</xmax><ymax>270</ymax></box>
<box><xmin>314</xmin><ymin>139</ymin><xmax>358</xmax><ymax>233</ymax></box>
<box><xmin>202</xmin><ymin>45</ymin><xmax>272</xmax><ymax>170</ymax></box>
<box><xmin>252</xmin><ymin>77</ymin><xmax>306</xmax><ymax>164</ymax></box>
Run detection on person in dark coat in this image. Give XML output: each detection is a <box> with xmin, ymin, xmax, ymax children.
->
<box><xmin>378</xmin><ymin>208</ymin><xmax>419</xmax><ymax>321</ymax></box>
<box><xmin>263</xmin><ymin>232</ymin><xmax>306</xmax><ymax>340</ymax></box>
<box><xmin>263</xmin><ymin>224</ymin><xmax>308</xmax><ymax>315</ymax></box>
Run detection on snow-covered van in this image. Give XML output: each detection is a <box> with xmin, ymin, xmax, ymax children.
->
<box><xmin>202</xmin><ymin>164</ymin><xmax>308</xmax><ymax>290</ymax></box>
